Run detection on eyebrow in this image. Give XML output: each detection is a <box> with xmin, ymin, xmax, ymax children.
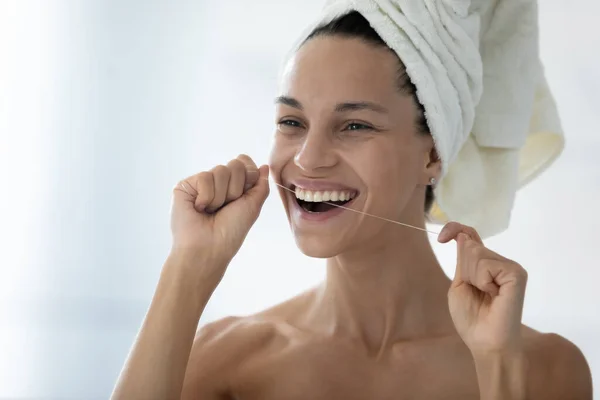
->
<box><xmin>275</xmin><ymin>95</ymin><xmax>303</xmax><ymax>110</ymax></box>
<box><xmin>334</xmin><ymin>101</ymin><xmax>389</xmax><ymax>114</ymax></box>
<box><xmin>275</xmin><ymin>96</ymin><xmax>389</xmax><ymax>114</ymax></box>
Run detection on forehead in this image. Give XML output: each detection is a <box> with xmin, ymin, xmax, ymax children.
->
<box><xmin>281</xmin><ymin>37</ymin><xmax>401</xmax><ymax>103</ymax></box>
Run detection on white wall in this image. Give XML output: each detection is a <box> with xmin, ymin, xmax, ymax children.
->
<box><xmin>0</xmin><ymin>0</ymin><xmax>597</xmax><ymax>398</ymax></box>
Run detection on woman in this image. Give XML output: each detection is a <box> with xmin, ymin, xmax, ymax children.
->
<box><xmin>111</xmin><ymin>8</ymin><xmax>592</xmax><ymax>400</ymax></box>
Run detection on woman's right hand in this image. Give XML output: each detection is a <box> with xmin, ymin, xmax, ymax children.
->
<box><xmin>111</xmin><ymin>154</ymin><xmax>269</xmax><ymax>400</ymax></box>
<box><xmin>169</xmin><ymin>154</ymin><xmax>270</xmax><ymax>286</ymax></box>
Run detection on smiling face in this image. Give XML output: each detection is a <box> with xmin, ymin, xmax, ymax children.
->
<box><xmin>269</xmin><ymin>36</ymin><xmax>440</xmax><ymax>258</ymax></box>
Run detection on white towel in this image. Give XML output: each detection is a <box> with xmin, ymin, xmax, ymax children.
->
<box><xmin>284</xmin><ymin>0</ymin><xmax>564</xmax><ymax>238</ymax></box>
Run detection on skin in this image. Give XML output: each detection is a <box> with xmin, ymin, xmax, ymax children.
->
<box><xmin>111</xmin><ymin>37</ymin><xmax>593</xmax><ymax>399</ymax></box>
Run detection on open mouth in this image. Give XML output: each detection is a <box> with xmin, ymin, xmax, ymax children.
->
<box><xmin>292</xmin><ymin>186</ymin><xmax>357</xmax><ymax>213</ymax></box>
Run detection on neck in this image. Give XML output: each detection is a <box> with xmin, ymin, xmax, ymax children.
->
<box><xmin>310</xmin><ymin>222</ymin><xmax>454</xmax><ymax>356</ymax></box>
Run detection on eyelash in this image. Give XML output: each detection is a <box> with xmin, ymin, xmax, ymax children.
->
<box><xmin>279</xmin><ymin>120</ymin><xmax>302</xmax><ymax>128</ymax></box>
<box><xmin>277</xmin><ymin>120</ymin><xmax>375</xmax><ymax>132</ymax></box>
<box><xmin>344</xmin><ymin>122</ymin><xmax>373</xmax><ymax>131</ymax></box>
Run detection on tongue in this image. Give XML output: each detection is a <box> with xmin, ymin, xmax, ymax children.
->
<box><xmin>312</xmin><ymin>202</ymin><xmax>337</xmax><ymax>213</ymax></box>
<box><xmin>301</xmin><ymin>200</ymin><xmax>347</xmax><ymax>213</ymax></box>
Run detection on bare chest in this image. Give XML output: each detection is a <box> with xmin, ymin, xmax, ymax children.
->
<box><xmin>229</xmin><ymin>338</ymin><xmax>480</xmax><ymax>400</ymax></box>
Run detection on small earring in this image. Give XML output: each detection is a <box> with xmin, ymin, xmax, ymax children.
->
<box><xmin>429</xmin><ymin>177</ymin><xmax>436</xmax><ymax>186</ymax></box>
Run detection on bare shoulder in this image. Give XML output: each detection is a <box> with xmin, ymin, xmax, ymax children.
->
<box><xmin>181</xmin><ymin>290</ymin><xmax>316</xmax><ymax>399</ymax></box>
<box><xmin>181</xmin><ymin>315</ymin><xmax>282</xmax><ymax>399</ymax></box>
<box><xmin>522</xmin><ymin>327</ymin><xmax>593</xmax><ymax>399</ymax></box>
<box><xmin>195</xmin><ymin>315</ymin><xmax>281</xmax><ymax>353</ymax></box>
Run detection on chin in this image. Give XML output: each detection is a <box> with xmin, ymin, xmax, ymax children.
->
<box><xmin>293</xmin><ymin>234</ymin><xmax>348</xmax><ymax>259</ymax></box>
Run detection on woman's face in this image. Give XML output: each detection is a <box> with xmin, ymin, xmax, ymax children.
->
<box><xmin>269</xmin><ymin>37</ymin><xmax>438</xmax><ymax>258</ymax></box>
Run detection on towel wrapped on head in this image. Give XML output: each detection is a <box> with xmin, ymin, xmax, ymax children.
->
<box><xmin>285</xmin><ymin>0</ymin><xmax>564</xmax><ymax>238</ymax></box>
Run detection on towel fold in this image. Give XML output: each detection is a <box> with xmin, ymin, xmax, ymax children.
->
<box><xmin>285</xmin><ymin>0</ymin><xmax>564</xmax><ymax>238</ymax></box>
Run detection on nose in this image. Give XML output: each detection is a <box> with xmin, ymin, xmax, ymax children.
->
<box><xmin>294</xmin><ymin>130</ymin><xmax>337</xmax><ymax>173</ymax></box>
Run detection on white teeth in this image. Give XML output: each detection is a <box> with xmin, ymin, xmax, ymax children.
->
<box><xmin>294</xmin><ymin>187</ymin><xmax>356</xmax><ymax>202</ymax></box>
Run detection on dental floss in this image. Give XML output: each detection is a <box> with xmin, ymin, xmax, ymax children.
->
<box><xmin>262</xmin><ymin>177</ymin><xmax>440</xmax><ymax>236</ymax></box>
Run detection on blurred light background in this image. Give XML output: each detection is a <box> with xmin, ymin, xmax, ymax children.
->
<box><xmin>0</xmin><ymin>0</ymin><xmax>598</xmax><ymax>398</ymax></box>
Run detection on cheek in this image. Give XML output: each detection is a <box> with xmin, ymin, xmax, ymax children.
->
<box><xmin>358</xmin><ymin>141</ymin><xmax>421</xmax><ymax>203</ymax></box>
<box><xmin>268</xmin><ymin>135</ymin><xmax>296</xmax><ymax>177</ymax></box>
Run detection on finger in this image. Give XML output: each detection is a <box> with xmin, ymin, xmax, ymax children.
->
<box><xmin>462</xmin><ymin>238</ymin><xmax>485</xmax><ymax>282</ymax></box>
<box><xmin>173</xmin><ymin>180</ymin><xmax>196</xmax><ymax>202</ymax></box>
<box><xmin>438</xmin><ymin>221</ymin><xmax>483</xmax><ymax>244</ymax></box>
<box><xmin>192</xmin><ymin>172</ymin><xmax>215</xmax><ymax>213</ymax></box>
<box><xmin>205</xmin><ymin>165</ymin><xmax>230</xmax><ymax>213</ymax></box>
<box><xmin>236</xmin><ymin>154</ymin><xmax>260</xmax><ymax>190</ymax></box>
<box><xmin>236</xmin><ymin>153</ymin><xmax>257</xmax><ymax>169</ymax></box>
<box><xmin>173</xmin><ymin>172</ymin><xmax>214</xmax><ymax>212</ymax></box>
<box><xmin>225</xmin><ymin>159</ymin><xmax>246</xmax><ymax>203</ymax></box>
<box><xmin>487</xmin><ymin>259</ymin><xmax>528</xmax><ymax>291</ymax></box>
<box><xmin>453</xmin><ymin>234</ymin><xmax>501</xmax><ymax>285</ymax></box>
<box><xmin>461</xmin><ymin>234</ymin><xmax>506</xmax><ymax>262</ymax></box>
<box><xmin>474</xmin><ymin>259</ymin><xmax>527</xmax><ymax>297</ymax></box>
<box><xmin>455</xmin><ymin>235</ymin><xmax>525</xmax><ymax>295</ymax></box>
<box><xmin>474</xmin><ymin>259</ymin><xmax>501</xmax><ymax>297</ymax></box>
<box><xmin>460</xmin><ymin>238</ymin><xmax>500</xmax><ymax>296</ymax></box>
<box><xmin>243</xmin><ymin>164</ymin><xmax>270</xmax><ymax>207</ymax></box>
<box><xmin>218</xmin><ymin>165</ymin><xmax>270</xmax><ymax>228</ymax></box>
<box><xmin>452</xmin><ymin>232</ymin><xmax>468</xmax><ymax>284</ymax></box>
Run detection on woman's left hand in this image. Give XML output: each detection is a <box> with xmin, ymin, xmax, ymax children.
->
<box><xmin>438</xmin><ymin>222</ymin><xmax>528</xmax><ymax>356</ymax></box>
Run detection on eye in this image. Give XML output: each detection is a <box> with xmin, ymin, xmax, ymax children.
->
<box><xmin>279</xmin><ymin>119</ymin><xmax>302</xmax><ymax>128</ymax></box>
<box><xmin>343</xmin><ymin>122</ymin><xmax>373</xmax><ymax>131</ymax></box>
<box><xmin>277</xmin><ymin>119</ymin><xmax>305</xmax><ymax>136</ymax></box>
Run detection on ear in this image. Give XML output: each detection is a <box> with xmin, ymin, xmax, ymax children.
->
<box><xmin>421</xmin><ymin>137</ymin><xmax>442</xmax><ymax>185</ymax></box>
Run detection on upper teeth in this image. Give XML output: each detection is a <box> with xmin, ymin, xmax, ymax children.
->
<box><xmin>295</xmin><ymin>188</ymin><xmax>356</xmax><ymax>202</ymax></box>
